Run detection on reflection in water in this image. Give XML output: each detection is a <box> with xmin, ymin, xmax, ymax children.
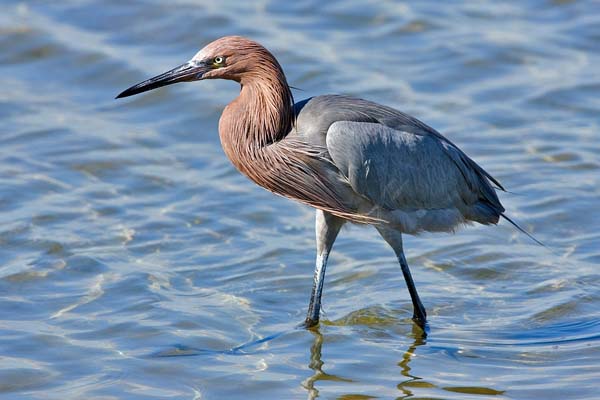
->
<box><xmin>302</xmin><ymin>328</ymin><xmax>353</xmax><ymax>400</ymax></box>
<box><xmin>302</xmin><ymin>325</ymin><xmax>427</xmax><ymax>399</ymax></box>
<box><xmin>396</xmin><ymin>325</ymin><xmax>428</xmax><ymax>398</ymax></box>
<box><xmin>302</xmin><ymin>329</ymin><xmax>321</xmax><ymax>400</ymax></box>
<box><xmin>302</xmin><ymin>325</ymin><xmax>506</xmax><ymax>398</ymax></box>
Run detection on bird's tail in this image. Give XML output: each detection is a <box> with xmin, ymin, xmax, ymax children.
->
<box><xmin>500</xmin><ymin>213</ymin><xmax>545</xmax><ymax>247</ymax></box>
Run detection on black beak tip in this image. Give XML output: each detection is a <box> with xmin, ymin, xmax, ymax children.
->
<box><xmin>115</xmin><ymin>87</ymin><xmax>134</xmax><ymax>99</ymax></box>
<box><xmin>114</xmin><ymin>61</ymin><xmax>204</xmax><ymax>101</ymax></box>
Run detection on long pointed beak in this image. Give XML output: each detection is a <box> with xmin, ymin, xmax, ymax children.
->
<box><xmin>116</xmin><ymin>61</ymin><xmax>210</xmax><ymax>99</ymax></box>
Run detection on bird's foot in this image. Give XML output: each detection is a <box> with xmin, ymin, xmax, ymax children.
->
<box><xmin>412</xmin><ymin>306</ymin><xmax>427</xmax><ymax>333</ymax></box>
<box><xmin>300</xmin><ymin>317</ymin><xmax>320</xmax><ymax>330</ymax></box>
<box><xmin>412</xmin><ymin>315</ymin><xmax>427</xmax><ymax>331</ymax></box>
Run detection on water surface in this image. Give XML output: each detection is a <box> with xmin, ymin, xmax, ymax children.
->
<box><xmin>1</xmin><ymin>1</ymin><xmax>599</xmax><ymax>399</ymax></box>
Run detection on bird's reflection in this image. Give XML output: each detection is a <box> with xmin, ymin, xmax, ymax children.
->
<box><xmin>301</xmin><ymin>323</ymin><xmax>426</xmax><ymax>399</ymax></box>
<box><xmin>301</xmin><ymin>327</ymin><xmax>352</xmax><ymax>399</ymax></box>
<box><xmin>397</xmin><ymin>324</ymin><xmax>427</xmax><ymax>399</ymax></box>
<box><xmin>302</xmin><ymin>328</ymin><xmax>323</xmax><ymax>399</ymax></box>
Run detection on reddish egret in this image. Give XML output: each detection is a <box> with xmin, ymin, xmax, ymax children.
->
<box><xmin>117</xmin><ymin>36</ymin><xmax>531</xmax><ymax>330</ymax></box>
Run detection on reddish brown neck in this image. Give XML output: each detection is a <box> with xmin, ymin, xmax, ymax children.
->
<box><xmin>218</xmin><ymin>73</ymin><xmax>294</xmax><ymax>176</ymax></box>
<box><xmin>216</xmin><ymin>63</ymin><xmax>363</xmax><ymax>222</ymax></box>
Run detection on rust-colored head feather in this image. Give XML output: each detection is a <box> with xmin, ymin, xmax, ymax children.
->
<box><xmin>207</xmin><ymin>37</ymin><xmax>373</xmax><ymax>222</ymax></box>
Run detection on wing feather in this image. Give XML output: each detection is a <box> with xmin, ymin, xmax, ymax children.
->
<box><xmin>326</xmin><ymin>120</ymin><xmax>503</xmax><ymax>221</ymax></box>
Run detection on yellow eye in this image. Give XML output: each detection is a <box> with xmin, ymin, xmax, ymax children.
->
<box><xmin>213</xmin><ymin>56</ymin><xmax>225</xmax><ymax>66</ymax></box>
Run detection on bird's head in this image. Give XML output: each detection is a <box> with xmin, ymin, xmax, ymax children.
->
<box><xmin>116</xmin><ymin>36</ymin><xmax>282</xmax><ymax>99</ymax></box>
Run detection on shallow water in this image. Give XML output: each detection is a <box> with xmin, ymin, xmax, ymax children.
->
<box><xmin>1</xmin><ymin>1</ymin><xmax>599</xmax><ymax>399</ymax></box>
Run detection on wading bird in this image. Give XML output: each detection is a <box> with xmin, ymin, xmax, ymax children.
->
<box><xmin>117</xmin><ymin>36</ymin><xmax>530</xmax><ymax>330</ymax></box>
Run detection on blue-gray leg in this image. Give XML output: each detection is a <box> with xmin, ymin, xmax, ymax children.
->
<box><xmin>376</xmin><ymin>226</ymin><xmax>427</xmax><ymax>329</ymax></box>
<box><xmin>304</xmin><ymin>210</ymin><xmax>345</xmax><ymax>328</ymax></box>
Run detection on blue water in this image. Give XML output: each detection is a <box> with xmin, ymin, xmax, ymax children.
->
<box><xmin>1</xmin><ymin>1</ymin><xmax>599</xmax><ymax>398</ymax></box>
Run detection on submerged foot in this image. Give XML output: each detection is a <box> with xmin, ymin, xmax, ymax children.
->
<box><xmin>412</xmin><ymin>314</ymin><xmax>427</xmax><ymax>331</ymax></box>
<box><xmin>412</xmin><ymin>305</ymin><xmax>427</xmax><ymax>332</ymax></box>
<box><xmin>301</xmin><ymin>317</ymin><xmax>320</xmax><ymax>329</ymax></box>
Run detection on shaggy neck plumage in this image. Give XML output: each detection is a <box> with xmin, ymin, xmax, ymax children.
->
<box><xmin>217</xmin><ymin>53</ymin><xmax>364</xmax><ymax>222</ymax></box>
<box><xmin>219</xmin><ymin>61</ymin><xmax>294</xmax><ymax>175</ymax></box>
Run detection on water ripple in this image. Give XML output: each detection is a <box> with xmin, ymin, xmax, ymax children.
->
<box><xmin>1</xmin><ymin>0</ymin><xmax>599</xmax><ymax>398</ymax></box>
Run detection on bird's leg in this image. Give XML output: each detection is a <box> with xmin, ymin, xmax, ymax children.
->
<box><xmin>376</xmin><ymin>227</ymin><xmax>427</xmax><ymax>329</ymax></box>
<box><xmin>398</xmin><ymin>251</ymin><xmax>427</xmax><ymax>328</ymax></box>
<box><xmin>304</xmin><ymin>252</ymin><xmax>329</xmax><ymax>328</ymax></box>
<box><xmin>304</xmin><ymin>210</ymin><xmax>344</xmax><ymax>328</ymax></box>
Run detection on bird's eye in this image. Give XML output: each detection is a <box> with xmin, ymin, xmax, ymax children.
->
<box><xmin>213</xmin><ymin>56</ymin><xmax>225</xmax><ymax>66</ymax></box>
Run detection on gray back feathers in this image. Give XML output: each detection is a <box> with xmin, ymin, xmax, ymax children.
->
<box><xmin>291</xmin><ymin>95</ymin><xmax>504</xmax><ymax>228</ymax></box>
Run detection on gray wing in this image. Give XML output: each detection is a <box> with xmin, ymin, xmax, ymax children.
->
<box><xmin>295</xmin><ymin>95</ymin><xmax>505</xmax><ymax>193</ymax></box>
<box><xmin>293</xmin><ymin>95</ymin><xmax>504</xmax><ymax>223</ymax></box>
